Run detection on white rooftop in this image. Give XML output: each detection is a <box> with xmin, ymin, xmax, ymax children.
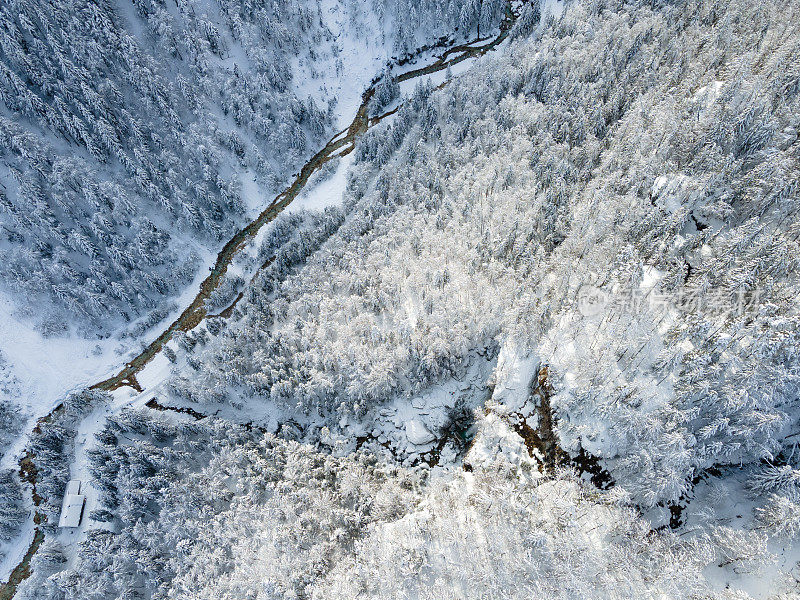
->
<box><xmin>58</xmin><ymin>480</ymin><xmax>85</xmax><ymax>528</ymax></box>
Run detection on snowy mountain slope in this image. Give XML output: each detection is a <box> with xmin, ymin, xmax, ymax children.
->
<box><xmin>0</xmin><ymin>0</ymin><xmax>506</xmax><ymax>585</ymax></box>
<box><xmin>0</xmin><ymin>0</ymin><xmax>509</xmax><ymax>461</ymax></box>
<box><xmin>0</xmin><ymin>0</ymin><xmax>504</xmax><ymax>339</ymax></box>
<box><xmin>3</xmin><ymin>0</ymin><xmax>800</xmax><ymax>598</ymax></box>
<box><xmin>138</xmin><ymin>0</ymin><xmax>799</xmax><ymax>594</ymax></box>
<box><xmin>0</xmin><ymin>0</ymin><xmax>506</xmax><ymax>429</ymax></box>
<box><xmin>165</xmin><ymin>0</ymin><xmax>800</xmax><ymax>506</ymax></box>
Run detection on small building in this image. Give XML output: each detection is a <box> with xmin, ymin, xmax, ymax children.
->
<box><xmin>58</xmin><ymin>480</ymin><xmax>86</xmax><ymax>528</ymax></box>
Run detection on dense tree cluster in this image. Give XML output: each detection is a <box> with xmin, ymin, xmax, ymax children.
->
<box><xmin>25</xmin><ymin>390</ymin><xmax>106</xmax><ymax>522</ymax></box>
<box><xmin>18</xmin><ymin>410</ymin><xmax>425</xmax><ymax>600</ymax></box>
<box><xmin>18</xmin><ymin>406</ymin><xmax>798</xmax><ymax>598</ymax></box>
<box><xmin>0</xmin><ymin>389</ymin><xmax>105</xmax><ymax>567</ymax></box>
<box><xmin>315</xmin><ymin>436</ymin><xmax>721</xmax><ymax>599</ymax></box>
<box><xmin>166</xmin><ymin>0</ymin><xmax>800</xmax><ymax>510</ymax></box>
<box><xmin>0</xmin><ymin>350</ymin><xmax>23</xmax><ymax>453</ymax></box>
<box><xmin>4</xmin><ymin>0</ymin><xmax>800</xmax><ymax>597</ymax></box>
<box><xmin>351</xmin><ymin>0</ymin><xmax>505</xmax><ymax>54</ymax></box>
<box><xmin>0</xmin><ymin>468</ymin><xmax>27</xmax><ymax>564</ymax></box>
<box><xmin>0</xmin><ymin>0</ymin><xmax>495</xmax><ymax>335</ymax></box>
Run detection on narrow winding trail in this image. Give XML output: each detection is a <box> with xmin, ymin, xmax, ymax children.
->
<box><xmin>1</xmin><ymin>10</ymin><xmax>519</xmax><ymax>599</ymax></box>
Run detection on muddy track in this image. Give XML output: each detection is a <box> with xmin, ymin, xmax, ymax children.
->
<box><xmin>1</xmin><ymin>13</ymin><xmax>520</xmax><ymax>599</ymax></box>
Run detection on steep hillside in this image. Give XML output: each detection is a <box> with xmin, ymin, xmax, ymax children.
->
<box><xmin>0</xmin><ymin>0</ymin><xmax>504</xmax><ymax>585</ymax></box>
<box><xmin>3</xmin><ymin>0</ymin><xmax>800</xmax><ymax>598</ymax></box>
<box><xmin>169</xmin><ymin>0</ymin><xmax>800</xmax><ymax>508</ymax></box>
<box><xmin>0</xmin><ymin>0</ymin><xmax>497</xmax><ymax>336</ymax></box>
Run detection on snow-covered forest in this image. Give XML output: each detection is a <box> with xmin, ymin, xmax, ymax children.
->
<box><xmin>2</xmin><ymin>0</ymin><xmax>800</xmax><ymax>598</ymax></box>
<box><xmin>0</xmin><ymin>0</ymin><xmax>494</xmax><ymax>336</ymax></box>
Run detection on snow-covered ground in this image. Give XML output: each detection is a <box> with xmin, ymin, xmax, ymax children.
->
<box><xmin>290</xmin><ymin>154</ymin><xmax>355</xmax><ymax>213</ymax></box>
<box><xmin>1</xmin><ymin>12</ymin><xmax>541</xmax><ymax>586</ymax></box>
<box><xmin>334</xmin><ymin>352</ymin><xmax>497</xmax><ymax>466</ymax></box>
<box><xmin>685</xmin><ymin>471</ymin><xmax>800</xmax><ymax>598</ymax></box>
<box><xmin>0</xmin><ymin>292</ymin><xmax>126</xmax><ymax>467</ymax></box>
<box><xmin>294</xmin><ymin>0</ymin><xmax>391</xmax><ymax>132</ymax></box>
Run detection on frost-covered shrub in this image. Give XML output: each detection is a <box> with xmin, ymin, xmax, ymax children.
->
<box><xmin>203</xmin><ymin>274</ymin><xmax>244</xmax><ymax>314</ymax></box>
<box><xmin>748</xmin><ymin>465</ymin><xmax>800</xmax><ymax>494</ymax></box>
<box><xmin>755</xmin><ymin>490</ymin><xmax>800</xmax><ymax>539</ymax></box>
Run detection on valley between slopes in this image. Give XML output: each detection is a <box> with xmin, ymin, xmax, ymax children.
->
<box><xmin>0</xmin><ymin>10</ymin><xmax>518</xmax><ymax>599</ymax></box>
